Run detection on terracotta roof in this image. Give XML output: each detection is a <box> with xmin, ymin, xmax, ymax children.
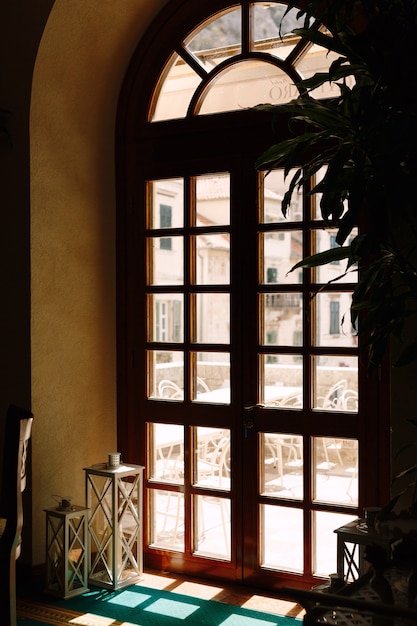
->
<box><xmin>197</xmin><ymin>176</ymin><xmax>229</xmax><ymax>200</ymax></box>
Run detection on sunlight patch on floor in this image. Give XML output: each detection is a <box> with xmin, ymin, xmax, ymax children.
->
<box><xmin>173</xmin><ymin>580</ymin><xmax>227</xmax><ymax>600</ymax></box>
<box><xmin>70</xmin><ymin>613</ymin><xmax>116</xmax><ymax>625</ymax></box>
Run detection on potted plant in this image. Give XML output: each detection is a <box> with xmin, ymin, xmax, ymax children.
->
<box><xmin>255</xmin><ymin>0</ymin><xmax>417</xmax><ymax>373</ymax></box>
<box><xmin>255</xmin><ymin>1</ymin><xmax>417</xmax><ymax>579</ymax></box>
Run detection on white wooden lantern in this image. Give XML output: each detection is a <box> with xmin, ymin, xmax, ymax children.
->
<box><xmin>44</xmin><ymin>503</ymin><xmax>89</xmax><ymax>599</ymax></box>
<box><xmin>84</xmin><ymin>461</ymin><xmax>143</xmax><ymax>590</ymax></box>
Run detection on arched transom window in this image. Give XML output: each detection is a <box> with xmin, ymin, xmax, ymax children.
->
<box><xmin>150</xmin><ymin>3</ymin><xmax>341</xmax><ymax>121</ymax></box>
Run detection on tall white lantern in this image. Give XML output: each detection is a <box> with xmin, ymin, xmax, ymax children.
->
<box><xmin>84</xmin><ymin>461</ymin><xmax>143</xmax><ymax>590</ymax></box>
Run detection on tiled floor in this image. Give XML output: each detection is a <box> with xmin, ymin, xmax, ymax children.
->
<box><xmin>139</xmin><ymin>568</ymin><xmax>305</xmax><ymax>620</ymax></box>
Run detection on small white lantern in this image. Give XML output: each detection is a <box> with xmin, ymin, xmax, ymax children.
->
<box><xmin>84</xmin><ymin>460</ymin><xmax>143</xmax><ymax>590</ymax></box>
<box><xmin>44</xmin><ymin>502</ymin><xmax>89</xmax><ymax>599</ymax></box>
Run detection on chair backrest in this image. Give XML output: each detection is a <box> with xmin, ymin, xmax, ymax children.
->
<box><xmin>278</xmin><ymin>392</ymin><xmax>303</xmax><ymax>407</ymax></box>
<box><xmin>0</xmin><ymin>405</ymin><xmax>33</xmax><ymax>626</ymax></box>
<box><xmin>158</xmin><ymin>379</ymin><xmax>183</xmax><ymax>399</ymax></box>
<box><xmin>321</xmin><ymin>379</ymin><xmax>347</xmax><ymax>409</ymax></box>
<box><xmin>197</xmin><ymin>433</ymin><xmax>230</xmax><ymax>489</ymax></box>
<box><xmin>0</xmin><ymin>404</ymin><xmax>33</xmax><ymax>557</ymax></box>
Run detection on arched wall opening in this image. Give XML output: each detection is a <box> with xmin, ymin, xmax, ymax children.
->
<box><xmin>25</xmin><ymin>0</ymin><xmax>414</xmax><ymax>572</ymax></box>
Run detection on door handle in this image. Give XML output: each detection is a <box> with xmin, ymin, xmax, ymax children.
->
<box><xmin>243</xmin><ymin>402</ymin><xmax>264</xmax><ymax>411</ymax></box>
<box><xmin>243</xmin><ymin>403</ymin><xmax>264</xmax><ymax>437</ymax></box>
<box><xmin>242</xmin><ymin>402</ymin><xmax>264</xmax><ymax>438</ymax></box>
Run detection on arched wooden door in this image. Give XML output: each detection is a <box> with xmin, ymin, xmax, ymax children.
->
<box><xmin>116</xmin><ymin>0</ymin><xmax>389</xmax><ymax>589</ymax></box>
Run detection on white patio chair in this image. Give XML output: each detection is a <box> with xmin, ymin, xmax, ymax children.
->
<box><xmin>264</xmin><ymin>434</ymin><xmax>303</xmax><ymax>486</ymax></box>
<box><xmin>158</xmin><ymin>379</ymin><xmax>183</xmax><ymax>399</ymax></box>
<box><xmin>340</xmin><ymin>388</ymin><xmax>358</xmax><ymax>411</ymax></box>
<box><xmin>318</xmin><ymin>379</ymin><xmax>347</xmax><ymax>410</ymax></box>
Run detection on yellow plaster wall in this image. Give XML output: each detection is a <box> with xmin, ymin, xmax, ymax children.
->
<box><xmin>30</xmin><ymin>0</ymin><xmax>168</xmax><ymax>565</ymax></box>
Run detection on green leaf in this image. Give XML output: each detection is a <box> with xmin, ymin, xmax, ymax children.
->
<box><xmin>289</xmin><ymin>246</ymin><xmax>351</xmax><ymax>272</ymax></box>
<box><xmin>299</xmin><ymin>63</ymin><xmax>363</xmax><ymax>92</ymax></box>
<box><xmin>289</xmin><ymin>101</ymin><xmax>351</xmax><ymax>134</ymax></box>
<box><xmin>255</xmin><ymin>133</ymin><xmax>319</xmax><ymax>169</ymax></box>
<box><xmin>393</xmin><ymin>464</ymin><xmax>417</xmax><ymax>482</ymax></box>
<box><xmin>281</xmin><ymin>169</ymin><xmax>302</xmax><ymax>217</ymax></box>
<box><xmin>394</xmin><ymin>442</ymin><xmax>417</xmax><ymax>461</ymax></box>
<box><xmin>256</xmin><ymin>130</ymin><xmax>336</xmax><ymax>175</ymax></box>
<box><xmin>292</xmin><ymin>27</ymin><xmax>354</xmax><ymax>59</ymax></box>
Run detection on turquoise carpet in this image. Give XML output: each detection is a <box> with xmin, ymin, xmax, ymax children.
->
<box><xmin>17</xmin><ymin>583</ymin><xmax>302</xmax><ymax>625</ymax></box>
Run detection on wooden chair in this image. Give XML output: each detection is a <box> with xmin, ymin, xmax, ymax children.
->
<box><xmin>0</xmin><ymin>404</ymin><xmax>34</xmax><ymax>626</ymax></box>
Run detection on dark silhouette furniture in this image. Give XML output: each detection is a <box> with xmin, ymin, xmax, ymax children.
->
<box><xmin>0</xmin><ymin>405</ymin><xmax>33</xmax><ymax>626</ymax></box>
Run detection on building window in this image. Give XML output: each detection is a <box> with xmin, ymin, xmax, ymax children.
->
<box><xmin>172</xmin><ymin>300</ymin><xmax>182</xmax><ymax>342</ymax></box>
<box><xmin>330</xmin><ymin>300</ymin><xmax>340</xmax><ymax>334</ymax></box>
<box><xmin>266</xmin><ymin>267</ymin><xmax>277</xmax><ymax>283</ymax></box>
<box><xmin>293</xmin><ymin>329</ymin><xmax>302</xmax><ymax>346</ymax></box>
<box><xmin>266</xmin><ymin>330</ymin><xmax>277</xmax><ymax>344</ymax></box>
<box><xmin>160</xmin><ymin>203</ymin><xmax>172</xmax><ymax>250</ymax></box>
<box><xmin>155</xmin><ymin>299</ymin><xmax>183</xmax><ymax>342</ymax></box>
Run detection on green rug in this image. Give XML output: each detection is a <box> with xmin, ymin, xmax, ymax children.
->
<box><xmin>17</xmin><ymin>583</ymin><xmax>301</xmax><ymax>625</ymax></box>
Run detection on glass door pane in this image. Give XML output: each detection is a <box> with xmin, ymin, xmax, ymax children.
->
<box><xmin>313</xmin><ymin>437</ymin><xmax>358</xmax><ymax>506</ymax></box>
<box><xmin>254</xmin><ymin>168</ymin><xmax>360</xmax><ymax>581</ymax></box>
<box><xmin>261</xmin><ymin>505</ymin><xmax>304</xmax><ymax>573</ymax></box>
<box><xmin>143</xmin><ymin>164</ymin><xmax>362</xmax><ymax>584</ymax></box>
<box><xmin>144</xmin><ymin>171</ymin><xmax>235</xmax><ymax>575</ymax></box>
<box><xmin>193</xmin><ymin>427</ymin><xmax>231</xmax><ymax>560</ymax></box>
<box><xmin>149</xmin><ymin>423</ymin><xmax>185</xmax><ymax>551</ymax></box>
